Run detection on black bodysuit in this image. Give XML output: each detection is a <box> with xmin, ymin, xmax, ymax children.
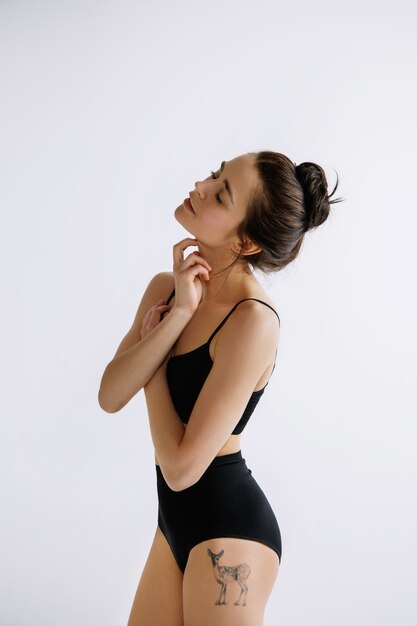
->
<box><xmin>155</xmin><ymin>286</ymin><xmax>283</xmax><ymax>573</ymax></box>
<box><xmin>165</xmin><ymin>287</ymin><xmax>281</xmax><ymax>434</ymax></box>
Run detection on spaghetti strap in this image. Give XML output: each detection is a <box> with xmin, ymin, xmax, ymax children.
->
<box><xmin>164</xmin><ymin>289</ymin><xmax>280</xmax><ymax>343</ymax></box>
<box><xmin>163</xmin><ymin>290</ymin><xmax>281</xmax><ymax>439</ymax></box>
<box><xmin>207</xmin><ymin>297</ymin><xmax>280</xmax><ymax>345</ymax></box>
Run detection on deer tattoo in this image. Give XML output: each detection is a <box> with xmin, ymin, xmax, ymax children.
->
<box><xmin>207</xmin><ymin>548</ymin><xmax>251</xmax><ymax>606</ymax></box>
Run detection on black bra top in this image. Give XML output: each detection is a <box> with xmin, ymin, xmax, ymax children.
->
<box><xmin>164</xmin><ymin>287</ymin><xmax>280</xmax><ymax>435</ymax></box>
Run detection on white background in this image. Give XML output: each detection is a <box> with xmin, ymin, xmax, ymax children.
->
<box><xmin>1</xmin><ymin>1</ymin><xmax>416</xmax><ymax>625</ymax></box>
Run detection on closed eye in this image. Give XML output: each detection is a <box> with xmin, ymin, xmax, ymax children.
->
<box><xmin>210</xmin><ymin>170</ymin><xmax>223</xmax><ymax>204</ymax></box>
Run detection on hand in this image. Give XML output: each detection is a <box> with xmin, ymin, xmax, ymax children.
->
<box><xmin>171</xmin><ymin>237</ymin><xmax>212</xmax><ymax>316</ymax></box>
<box><xmin>140</xmin><ymin>298</ymin><xmax>173</xmax><ymax>341</ymax></box>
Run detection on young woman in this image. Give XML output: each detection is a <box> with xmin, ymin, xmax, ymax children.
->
<box><xmin>99</xmin><ymin>151</ymin><xmax>342</xmax><ymax>626</ymax></box>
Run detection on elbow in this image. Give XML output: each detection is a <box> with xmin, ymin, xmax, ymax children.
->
<box><xmin>169</xmin><ymin>475</ymin><xmax>192</xmax><ymax>492</ymax></box>
<box><xmin>160</xmin><ymin>445</ymin><xmax>201</xmax><ymax>492</ymax></box>
<box><xmin>163</xmin><ymin>467</ymin><xmax>187</xmax><ymax>492</ymax></box>
<box><xmin>98</xmin><ymin>362</ymin><xmax>143</xmax><ymax>413</ymax></box>
<box><xmin>97</xmin><ymin>364</ymin><xmax>128</xmax><ymax>413</ymax></box>
<box><xmin>97</xmin><ymin>387</ymin><xmax>122</xmax><ymax>414</ymax></box>
<box><xmin>163</xmin><ymin>450</ymin><xmax>199</xmax><ymax>492</ymax></box>
<box><xmin>98</xmin><ymin>367</ymin><xmax>118</xmax><ymax>413</ymax></box>
<box><xmin>167</xmin><ymin>459</ymin><xmax>200</xmax><ymax>492</ymax></box>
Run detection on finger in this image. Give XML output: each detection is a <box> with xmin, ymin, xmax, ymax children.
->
<box><xmin>180</xmin><ymin>252</ymin><xmax>212</xmax><ymax>273</ymax></box>
<box><xmin>148</xmin><ymin>302</ymin><xmax>168</xmax><ymax>315</ymax></box>
<box><xmin>150</xmin><ymin>305</ymin><xmax>171</xmax><ymax>320</ymax></box>
<box><xmin>186</xmin><ymin>263</ymin><xmax>211</xmax><ymax>283</ymax></box>
<box><xmin>190</xmin><ymin>252</ymin><xmax>212</xmax><ymax>272</ymax></box>
<box><xmin>142</xmin><ymin>309</ymin><xmax>151</xmax><ymax>324</ymax></box>
<box><xmin>173</xmin><ymin>238</ymin><xmax>199</xmax><ymax>268</ymax></box>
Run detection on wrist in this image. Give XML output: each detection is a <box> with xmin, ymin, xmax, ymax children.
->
<box><xmin>171</xmin><ymin>304</ymin><xmax>195</xmax><ymax>322</ymax></box>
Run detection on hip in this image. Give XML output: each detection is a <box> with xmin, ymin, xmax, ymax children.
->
<box><xmin>155</xmin><ymin>450</ymin><xmax>278</xmax><ymax>521</ymax></box>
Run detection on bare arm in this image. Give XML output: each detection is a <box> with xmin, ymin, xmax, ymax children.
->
<box><xmin>99</xmin><ymin>306</ymin><xmax>191</xmax><ymax>413</ymax></box>
<box><xmin>144</xmin><ymin>300</ymin><xmax>280</xmax><ymax>491</ymax></box>
<box><xmin>98</xmin><ymin>237</ymin><xmax>212</xmax><ymax>414</ymax></box>
<box><xmin>98</xmin><ymin>272</ymin><xmax>192</xmax><ymax>413</ymax></box>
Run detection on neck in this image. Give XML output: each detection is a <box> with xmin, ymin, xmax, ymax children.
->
<box><xmin>199</xmin><ymin>264</ymin><xmax>255</xmax><ymax>304</ymax></box>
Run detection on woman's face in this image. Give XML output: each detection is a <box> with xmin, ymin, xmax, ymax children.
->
<box><xmin>174</xmin><ymin>152</ymin><xmax>260</xmax><ymax>250</ymax></box>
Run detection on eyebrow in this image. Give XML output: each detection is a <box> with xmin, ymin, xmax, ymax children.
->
<box><xmin>220</xmin><ymin>161</ymin><xmax>235</xmax><ymax>205</ymax></box>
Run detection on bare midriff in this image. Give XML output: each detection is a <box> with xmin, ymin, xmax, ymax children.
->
<box><xmin>154</xmin><ymin>424</ymin><xmax>241</xmax><ymax>466</ymax></box>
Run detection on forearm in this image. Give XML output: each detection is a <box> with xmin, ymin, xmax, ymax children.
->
<box><xmin>99</xmin><ymin>306</ymin><xmax>192</xmax><ymax>413</ymax></box>
<box><xmin>144</xmin><ymin>363</ymin><xmax>186</xmax><ymax>491</ymax></box>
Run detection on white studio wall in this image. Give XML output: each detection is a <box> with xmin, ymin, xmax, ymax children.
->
<box><xmin>1</xmin><ymin>1</ymin><xmax>416</xmax><ymax>625</ymax></box>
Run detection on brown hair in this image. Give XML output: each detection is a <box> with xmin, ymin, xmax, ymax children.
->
<box><xmin>236</xmin><ymin>150</ymin><xmax>344</xmax><ymax>273</ymax></box>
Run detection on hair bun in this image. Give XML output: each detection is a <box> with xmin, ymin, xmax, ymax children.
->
<box><xmin>295</xmin><ymin>162</ymin><xmax>338</xmax><ymax>232</ymax></box>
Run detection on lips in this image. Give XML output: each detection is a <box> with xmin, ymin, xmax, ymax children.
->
<box><xmin>184</xmin><ymin>196</ymin><xmax>195</xmax><ymax>214</ymax></box>
<box><xmin>188</xmin><ymin>195</ymin><xmax>196</xmax><ymax>214</ymax></box>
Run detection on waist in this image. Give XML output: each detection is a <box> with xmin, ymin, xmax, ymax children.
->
<box><xmin>155</xmin><ymin>449</ymin><xmax>243</xmax><ymax>469</ymax></box>
<box><xmin>154</xmin><ymin>430</ymin><xmax>241</xmax><ymax>466</ymax></box>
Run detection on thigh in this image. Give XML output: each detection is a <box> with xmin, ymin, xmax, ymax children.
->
<box><xmin>126</xmin><ymin>526</ymin><xmax>184</xmax><ymax>626</ymax></box>
<box><xmin>182</xmin><ymin>537</ymin><xmax>280</xmax><ymax>626</ymax></box>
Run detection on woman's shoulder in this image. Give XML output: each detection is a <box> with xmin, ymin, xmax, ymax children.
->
<box><xmin>240</xmin><ymin>279</ymin><xmax>278</xmax><ymax>311</ymax></box>
<box><xmin>231</xmin><ymin>279</ymin><xmax>280</xmax><ymax>328</ymax></box>
<box><xmin>163</xmin><ymin>271</ymin><xmax>175</xmax><ymax>300</ymax></box>
<box><xmin>153</xmin><ymin>271</ymin><xmax>175</xmax><ymax>297</ymax></box>
<box><xmin>160</xmin><ymin>272</ymin><xmax>278</xmax><ymax>316</ymax></box>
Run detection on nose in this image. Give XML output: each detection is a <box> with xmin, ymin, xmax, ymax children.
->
<box><xmin>194</xmin><ymin>180</ymin><xmax>204</xmax><ymax>197</ymax></box>
<box><xmin>194</xmin><ymin>178</ymin><xmax>213</xmax><ymax>196</ymax></box>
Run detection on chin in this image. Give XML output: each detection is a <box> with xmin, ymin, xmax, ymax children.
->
<box><xmin>174</xmin><ymin>206</ymin><xmax>195</xmax><ymax>233</ymax></box>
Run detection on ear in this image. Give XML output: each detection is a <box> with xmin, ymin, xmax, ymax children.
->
<box><xmin>232</xmin><ymin>237</ymin><xmax>262</xmax><ymax>256</ymax></box>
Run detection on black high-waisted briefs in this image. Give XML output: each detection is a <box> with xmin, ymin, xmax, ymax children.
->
<box><xmin>155</xmin><ymin>450</ymin><xmax>282</xmax><ymax>574</ymax></box>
